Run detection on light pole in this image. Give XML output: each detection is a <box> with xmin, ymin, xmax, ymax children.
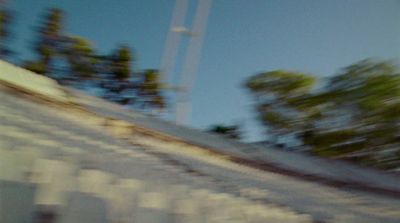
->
<box><xmin>160</xmin><ymin>0</ymin><xmax>212</xmax><ymax>125</ymax></box>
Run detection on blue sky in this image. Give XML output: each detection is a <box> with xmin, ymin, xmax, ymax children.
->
<box><xmin>7</xmin><ymin>0</ymin><xmax>400</xmax><ymax>141</ymax></box>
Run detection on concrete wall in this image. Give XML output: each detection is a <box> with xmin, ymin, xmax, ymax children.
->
<box><xmin>0</xmin><ymin>60</ymin><xmax>69</xmax><ymax>102</ymax></box>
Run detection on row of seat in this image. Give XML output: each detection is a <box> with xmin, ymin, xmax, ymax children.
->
<box><xmin>0</xmin><ymin>148</ymin><xmax>311</xmax><ymax>223</ymax></box>
<box><xmin>0</xmin><ymin>95</ymin><xmax>312</xmax><ymax>223</ymax></box>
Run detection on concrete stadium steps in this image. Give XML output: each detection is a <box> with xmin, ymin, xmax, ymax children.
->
<box><xmin>1</xmin><ymin>59</ymin><xmax>400</xmax><ymax>195</ymax></box>
<box><xmin>31</xmin><ymin>159</ymin><xmax>78</xmax><ymax>206</ymax></box>
<box><xmin>0</xmin><ymin>180</ymin><xmax>36</xmax><ymax>223</ymax></box>
<box><xmin>2</xmin><ymin>85</ymin><xmax>400</xmax><ymax>222</ymax></box>
<box><xmin>58</xmin><ymin>192</ymin><xmax>110</xmax><ymax>223</ymax></box>
<box><xmin>0</xmin><ymin>151</ymin><xmax>311</xmax><ymax>223</ymax></box>
<box><xmin>0</xmin><ymin>93</ymin><xmax>313</xmax><ymax>223</ymax></box>
<box><xmin>68</xmin><ymin>88</ymin><xmax>400</xmax><ymax>194</ymax></box>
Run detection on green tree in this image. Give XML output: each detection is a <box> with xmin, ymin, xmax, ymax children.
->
<box><xmin>138</xmin><ymin>69</ymin><xmax>166</xmax><ymax>112</ymax></box>
<box><xmin>36</xmin><ymin>8</ymin><xmax>63</xmax><ymax>75</ymax></box>
<box><xmin>21</xmin><ymin>8</ymin><xmax>167</xmax><ymax>116</ymax></box>
<box><xmin>245</xmin><ymin>71</ymin><xmax>317</xmax><ymax>143</ymax></box>
<box><xmin>101</xmin><ymin>45</ymin><xmax>135</xmax><ymax>105</ymax></box>
<box><xmin>310</xmin><ymin>60</ymin><xmax>400</xmax><ymax>160</ymax></box>
<box><xmin>24</xmin><ymin>8</ymin><xmax>64</xmax><ymax>75</ymax></box>
<box><xmin>100</xmin><ymin>47</ymin><xmax>166</xmax><ymax>112</ymax></box>
<box><xmin>24</xmin><ymin>8</ymin><xmax>98</xmax><ymax>87</ymax></box>
<box><xmin>63</xmin><ymin>36</ymin><xmax>97</xmax><ymax>84</ymax></box>
<box><xmin>245</xmin><ymin>60</ymin><xmax>400</xmax><ymax>169</ymax></box>
<box><xmin>0</xmin><ymin>6</ymin><xmax>13</xmax><ymax>59</ymax></box>
<box><xmin>110</xmin><ymin>45</ymin><xmax>132</xmax><ymax>80</ymax></box>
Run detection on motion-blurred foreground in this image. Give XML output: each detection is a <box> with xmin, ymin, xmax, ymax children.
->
<box><xmin>1</xmin><ymin>60</ymin><xmax>400</xmax><ymax>223</ymax></box>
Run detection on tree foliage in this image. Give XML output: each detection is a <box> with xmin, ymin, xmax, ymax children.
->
<box><xmin>101</xmin><ymin>45</ymin><xmax>135</xmax><ymax>105</ymax></box>
<box><xmin>245</xmin><ymin>71</ymin><xmax>317</xmax><ymax>138</ymax></box>
<box><xmin>138</xmin><ymin>69</ymin><xmax>165</xmax><ymax>111</ymax></box>
<box><xmin>0</xmin><ymin>6</ymin><xmax>13</xmax><ymax>58</ymax></box>
<box><xmin>245</xmin><ymin>60</ymin><xmax>400</xmax><ymax>169</ymax></box>
<box><xmin>31</xmin><ymin>8</ymin><xmax>64</xmax><ymax>75</ymax></box>
<box><xmin>111</xmin><ymin>45</ymin><xmax>132</xmax><ymax>80</ymax></box>
<box><xmin>64</xmin><ymin>36</ymin><xmax>97</xmax><ymax>80</ymax></box>
<box><xmin>20</xmin><ymin>8</ymin><xmax>167</xmax><ymax>113</ymax></box>
<box><xmin>245</xmin><ymin>71</ymin><xmax>315</xmax><ymax>98</ymax></box>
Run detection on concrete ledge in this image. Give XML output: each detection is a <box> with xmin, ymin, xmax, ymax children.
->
<box><xmin>0</xmin><ymin>60</ymin><xmax>69</xmax><ymax>102</ymax></box>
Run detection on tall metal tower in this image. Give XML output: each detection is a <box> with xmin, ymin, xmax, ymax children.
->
<box><xmin>160</xmin><ymin>0</ymin><xmax>213</xmax><ymax>125</ymax></box>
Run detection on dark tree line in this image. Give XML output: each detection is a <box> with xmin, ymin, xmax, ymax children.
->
<box><xmin>3</xmin><ymin>8</ymin><xmax>165</xmax><ymax>113</ymax></box>
<box><xmin>0</xmin><ymin>3</ymin><xmax>13</xmax><ymax>59</ymax></box>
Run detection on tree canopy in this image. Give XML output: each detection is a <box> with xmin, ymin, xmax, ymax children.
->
<box><xmin>0</xmin><ymin>7</ymin><xmax>13</xmax><ymax>59</ymax></box>
<box><xmin>245</xmin><ymin>60</ymin><xmax>400</xmax><ymax>169</ymax></box>
<box><xmin>20</xmin><ymin>7</ymin><xmax>166</xmax><ymax>114</ymax></box>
